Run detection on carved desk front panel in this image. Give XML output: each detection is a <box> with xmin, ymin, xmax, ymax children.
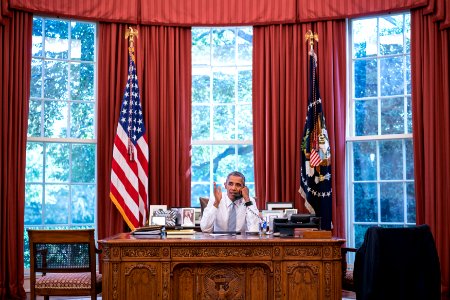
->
<box><xmin>99</xmin><ymin>233</ymin><xmax>345</xmax><ymax>300</ymax></box>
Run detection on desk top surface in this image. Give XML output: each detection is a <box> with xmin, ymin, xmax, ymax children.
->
<box><xmin>99</xmin><ymin>232</ymin><xmax>345</xmax><ymax>246</ymax></box>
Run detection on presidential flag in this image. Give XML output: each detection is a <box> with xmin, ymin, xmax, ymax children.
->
<box><xmin>110</xmin><ymin>37</ymin><xmax>149</xmax><ymax>231</ymax></box>
<box><xmin>299</xmin><ymin>47</ymin><xmax>332</xmax><ymax>230</ymax></box>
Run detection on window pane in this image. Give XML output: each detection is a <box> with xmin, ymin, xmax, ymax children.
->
<box><xmin>352</xmin><ymin>18</ymin><xmax>377</xmax><ymax>58</ymax></box>
<box><xmin>192</xmin><ymin>105</ymin><xmax>210</xmax><ymax>140</ymax></box>
<box><xmin>380</xmin><ymin>182</ymin><xmax>404</xmax><ymax>222</ymax></box>
<box><xmin>405</xmin><ymin>139</ymin><xmax>414</xmax><ymax>179</ymax></box>
<box><xmin>237</xmin><ymin>28</ymin><xmax>252</xmax><ymax>65</ymax></box>
<box><xmin>72</xmin><ymin>144</ymin><xmax>96</xmax><ymax>183</ymax></box>
<box><xmin>213</xmin><ymin>105</ymin><xmax>236</xmax><ymax>140</ymax></box>
<box><xmin>405</xmin><ymin>15</ymin><xmax>411</xmax><ymax>53</ymax></box>
<box><xmin>353</xmin><ymin>141</ymin><xmax>377</xmax><ymax>181</ymax></box>
<box><xmin>354</xmin><ymin>59</ymin><xmax>377</xmax><ymax>98</ymax></box>
<box><xmin>44</xmin><ymin>60</ymin><xmax>68</xmax><ymax>100</ymax></box>
<box><xmin>45</xmin><ymin>143</ymin><xmax>70</xmax><ymax>183</ymax></box>
<box><xmin>70</xmin><ymin>22</ymin><xmax>95</xmax><ymax>61</ymax></box>
<box><xmin>237</xmin><ymin>104</ymin><xmax>252</xmax><ymax>140</ymax></box>
<box><xmin>70</xmin><ymin>62</ymin><xmax>95</xmax><ymax>100</ymax></box>
<box><xmin>191</xmin><ymin>145</ymin><xmax>211</xmax><ymax>182</ymax></box>
<box><xmin>212</xmin><ymin>145</ymin><xmax>237</xmax><ymax>181</ymax></box>
<box><xmin>354</xmin><ymin>224</ymin><xmax>373</xmax><ymax>248</ymax></box>
<box><xmin>354</xmin><ymin>183</ymin><xmax>377</xmax><ymax>222</ymax></box>
<box><xmin>45</xmin><ymin>19</ymin><xmax>69</xmax><ymax>59</ymax></box>
<box><xmin>192</xmin><ymin>73</ymin><xmax>211</xmax><ymax>104</ymax></box>
<box><xmin>380</xmin><ymin>57</ymin><xmax>404</xmax><ymax>96</ymax></box>
<box><xmin>27</xmin><ymin>100</ymin><xmax>42</xmax><ymax>137</ymax></box>
<box><xmin>238</xmin><ymin>70</ymin><xmax>251</xmax><ymax>102</ymax></box>
<box><xmin>26</xmin><ymin>143</ymin><xmax>43</xmax><ymax>182</ymax></box>
<box><xmin>44</xmin><ymin>100</ymin><xmax>68</xmax><ymax>138</ymax></box>
<box><xmin>30</xmin><ymin>59</ymin><xmax>43</xmax><ymax>98</ymax></box>
<box><xmin>70</xmin><ymin>102</ymin><xmax>95</xmax><ymax>139</ymax></box>
<box><xmin>25</xmin><ymin>184</ymin><xmax>43</xmax><ymax>225</ymax></box>
<box><xmin>237</xmin><ymin>145</ymin><xmax>254</xmax><ymax>182</ymax></box>
<box><xmin>406</xmin><ymin>182</ymin><xmax>416</xmax><ymax>223</ymax></box>
<box><xmin>192</xmin><ymin>28</ymin><xmax>211</xmax><ymax>65</ymax></box>
<box><xmin>355</xmin><ymin>99</ymin><xmax>378</xmax><ymax>136</ymax></box>
<box><xmin>213</xmin><ymin>70</ymin><xmax>235</xmax><ymax>103</ymax></box>
<box><xmin>191</xmin><ymin>184</ymin><xmax>210</xmax><ymax>207</ymax></box>
<box><xmin>32</xmin><ymin>18</ymin><xmax>43</xmax><ymax>57</ymax></box>
<box><xmin>71</xmin><ymin>184</ymin><xmax>95</xmax><ymax>223</ymax></box>
<box><xmin>379</xmin><ymin>140</ymin><xmax>403</xmax><ymax>180</ymax></box>
<box><xmin>379</xmin><ymin>15</ymin><xmax>404</xmax><ymax>55</ymax></box>
<box><xmin>406</xmin><ymin>96</ymin><xmax>412</xmax><ymax>133</ymax></box>
<box><xmin>212</xmin><ymin>28</ymin><xmax>236</xmax><ymax>65</ymax></box>
<box><xmin>44</xmin><ymin>184</ymin><xmax>69</xmax><ymax>224</ymax></box>
<box><xmin>406</xmin><ymin>55</ymin><xmax>411</xmax><ymax>95</ymax></box>
<box><xmin>381</xmin><ymin>97</ymin><xmax>404</xmax><ymax>134</ymax></box>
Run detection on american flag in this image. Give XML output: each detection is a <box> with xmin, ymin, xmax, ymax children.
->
<box><xmin>299</xmin><ymin>48</ymin><xmax>332</xmax><ymax>230</ymax></box>
<box><xmin>110</xmin><ymin>49</ymin><xmax>149</xmax><ymax>231</ymax></box>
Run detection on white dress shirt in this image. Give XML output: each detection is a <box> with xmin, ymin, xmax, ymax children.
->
<box><xmin>200</xmin><ymin>193</ymin><xmax>260</xmax><ymax>233</ymax></box>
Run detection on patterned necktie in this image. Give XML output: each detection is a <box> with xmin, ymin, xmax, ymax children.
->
<box><xmin>228</xmin><ymin>202</ymin><xmax>237</xmax><ymax>231</ymax></box>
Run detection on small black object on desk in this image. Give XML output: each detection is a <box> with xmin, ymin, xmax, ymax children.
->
<box><xmin>272</xmin><ymin>214</ymin><xmax>321</xmax><ymax>236</ymax></box>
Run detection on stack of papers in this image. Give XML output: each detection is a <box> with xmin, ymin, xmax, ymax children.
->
<box><xmin>132</xmin><ymin>225</ymin><xmax>164</xmax><ymax>235</ymax></box>
<box><xmin>166</xmin><ymin>229</ymin><xmax>195</xmax><ymax>235</ymax></box>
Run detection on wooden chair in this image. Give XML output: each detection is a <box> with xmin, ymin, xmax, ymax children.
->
<box><xmin>341</xmin><ymin>247</ymin><xmax>357</xmax><ymax>292</ymax></box>
<box><xmin>27</xmin><ymin>229</ymin><xmax>102</xmax><ymax>300</ymax></box>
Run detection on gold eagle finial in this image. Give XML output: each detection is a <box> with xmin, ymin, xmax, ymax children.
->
<box><xmin>305</xmin><ymin>30</ymin><xmax>319</xmax><ymax>50</ymax></box>
<box><xmin>125</xmin><ymin>27</ymin><xmax>138</xmax><ymax>43</ymax></box>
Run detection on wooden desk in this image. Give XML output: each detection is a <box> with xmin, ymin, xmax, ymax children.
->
<box><xmin>99</xmin><ymin>233</ymin><xmax>345</xmax><ymax>300</ymax></box>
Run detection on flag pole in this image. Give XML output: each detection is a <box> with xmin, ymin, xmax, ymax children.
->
<box><xmin>125</xmin><ymin>27</ymin><xmax>149</xmax><ymax>226</ymax></box>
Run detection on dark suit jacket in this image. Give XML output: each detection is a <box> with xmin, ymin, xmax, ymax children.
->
<box><xmin>354</xmin><ymin>224</ymin><xmax>441</xmax><ymax>300</ymax></box>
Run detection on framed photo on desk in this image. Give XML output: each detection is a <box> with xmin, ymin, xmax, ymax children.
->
<box><xmin>266</xmin><ymin>202</ymin><xmax>293</xmax><ymax>211</ymax></box>
<box><xmin>181</xmin><ymin>208</ymin><xmax>195</xmax><ymax>227</ymax></box>
<box><xmin>150</xmin><ymin>205</ymin><xmax>168</xmax><ymax>218</ymax></box>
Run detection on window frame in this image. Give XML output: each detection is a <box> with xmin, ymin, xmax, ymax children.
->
<box><xmin>346</xmin><ymin>12</ymin><xmax>415</xmax><ymax>248</ymax></box>
<box><xmin>191</xmin><ymin>27</ymin><xmax>254</xmax><ymax>206</ymax></box>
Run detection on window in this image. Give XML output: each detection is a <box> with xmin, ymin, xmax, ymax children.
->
<box><xmin>24</xmin><ymin>17</ymin><xmax>97</xmax><ymax>268</ymax></box>
<box><xmin>191</xmin><ymin>27</ymin><xmax>253</xmax><ymax>206</ymax></box>
<box><xmin>347</xmin><ymin>13</ymin><xmax>414</xmax><ymax>248</ymax></box>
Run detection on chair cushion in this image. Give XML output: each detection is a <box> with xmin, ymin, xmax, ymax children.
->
<box><xmin>36</xmin><ymin>273</ymin><xmax>102</xmax><ymax>290</ymax></box>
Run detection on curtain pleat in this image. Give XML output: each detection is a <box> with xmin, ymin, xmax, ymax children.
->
<box><xmin>0</xmin><ymin>10</ymin><xmax>32</xmax><ymax>300</ymax></box>
<box><xmin>252</xmin><ymin>21</ymin><xmax>346</xmax><ymax>237</ymax></box>
<box><xmin>411</xmin><ymin>8</ymin><xmax>450</xmax><ymax>296</ymax></box>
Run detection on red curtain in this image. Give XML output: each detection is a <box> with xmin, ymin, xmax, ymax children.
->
<box><xmin>9</xmin><ymin>0</ymin><xmax>433</xmax><ymax>25</ymax></box>
<box><xmin>135</xmin><ymin>26</ymin><xmax>192</xmax><ymax>209</ymax></box>
<box><xmin>0</xmin><ymin>10</ymin><xmax>32</xmax><ymax>300</ymax></box>
<box><xmin>139</xmin><ymin>0</ymin><xmax>297</xmax><ymax>26</ymax></box>
<box><xmin>411</xmin><ymin>8</ymin><xmax>450</xmax><ymax>296</ymax></box>
<box><xmin>297</xmin><ymin>0</ymin><xmax>428</xmax><ymax>21</ymax></box>
<box><xmin>97</xmin><ymin>23</ymin><xmax>192</xmax><ymax>240</ymax></box>
<box><xmin>97</xmin><ymin>23</ymin><xmax>130</xmax><ymax>240</ymax></box>
<box><xmin>9</xmin><ymin>0</ymin><xmax>140</xmax><ymax>23</ymax></box>
<box><xmin>8</xmin><ymin>0</ymin><xmax>297</xmax><ymax>25</ymax></box>
<box><xmin>252</xmin><ymin>21</ymin><xmax>346</xmax><ymax>237</ymax></box>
